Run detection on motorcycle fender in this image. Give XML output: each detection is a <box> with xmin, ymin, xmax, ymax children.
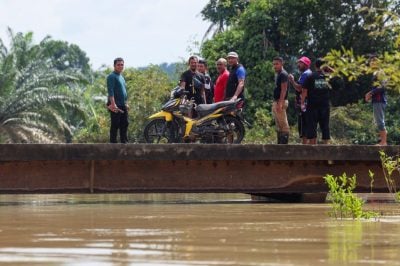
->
<box><xmin>149</xmin><ymin>111</ymin><xmax>173</xmax><ymax>122</ymax></box>
<box><xmin>183</xmin><ymin>117</ymin><xmax>195</xmax><ymax>137</ymax></box>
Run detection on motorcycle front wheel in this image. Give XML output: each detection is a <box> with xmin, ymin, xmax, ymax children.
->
<box><xmin>143</xmin><ymin>118</ymin><xmax>178</xmax><ymax>143</ymax></box>
<box><xmin>223</xmin><ymin>116</ymin><xmax>245</xmax><ymax>144</ymax></box>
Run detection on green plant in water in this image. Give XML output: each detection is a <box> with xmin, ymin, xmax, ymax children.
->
<box><xmin>324</xmin><ymin>173</ymin><xmax>378</xmax><ymax>220</ymax></box>
<box><xmin>368</xmin><ymin>170</ymin><xmax>375</xmax><ymax>194</ymax></box>
<box><xmin>379</xmin><ymin>151</ymin><xmax>400</xmax><ymax>202</ymax></box>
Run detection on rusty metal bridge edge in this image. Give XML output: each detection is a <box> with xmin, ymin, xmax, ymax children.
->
<box><xmin>0</xmin><ymin>144</ymin><xmax>399</xmax><ymax>197</ymax></box>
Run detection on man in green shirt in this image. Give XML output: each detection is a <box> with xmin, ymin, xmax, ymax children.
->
<box><xmin>107</xmin><ymin>57</ymin><xmax>129</xmax><ymax>143</ymax></box>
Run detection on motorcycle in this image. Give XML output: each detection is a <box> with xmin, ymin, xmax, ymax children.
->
<box><xmin>143</xmin><ymin>87</ymin><xmax>245</xmax><ymax>144</ymax></box>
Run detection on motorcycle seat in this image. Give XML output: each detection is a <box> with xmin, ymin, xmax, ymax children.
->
<box><xmin>195</xmin><ymin>101</ymin><xmax>234</xmax><ymax>113</ymax></box>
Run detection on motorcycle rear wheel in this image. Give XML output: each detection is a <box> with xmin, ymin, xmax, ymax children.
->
<box><xmin>223</xmin><ymin>116</ymin><xmax>245</xmax><ymax>144</ymax></box>
<box><xmin>143</xmin><ymin>118</ymin><xmax>178</xmax><ymax>143</ymax></box>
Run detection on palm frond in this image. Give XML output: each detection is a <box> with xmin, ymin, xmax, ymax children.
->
<box><xmin>0</xmin><ymin>28</ymin><xmax>87</xmax><ymax>143</ymax></box>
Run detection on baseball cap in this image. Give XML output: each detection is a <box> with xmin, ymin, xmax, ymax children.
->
<box><xmin>297</xmin><ymin>56</ymin><xmax>311</xmax><ymax>68</ymax></box>
<box><xmin>227</xmin><ymin>51</ymin><xmax>239</xmax><ymax>58</ymax></box>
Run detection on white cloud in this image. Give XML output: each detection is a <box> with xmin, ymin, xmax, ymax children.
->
<box><xmin>0</xmin><ymin>0</ymin><xmax>210</xmax><ymax>68</ymax></box>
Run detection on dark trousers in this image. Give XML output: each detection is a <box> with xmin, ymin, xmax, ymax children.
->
<box><xmin>110</xmin><ymin>106</ymin><xmax>129</xmax><ymax>143</ymax></box>
<box><xmin>306</xmin><ymin>106</ymin><xmax>330</xmax><ymax>140</ymax></box>
<box><xmin>297</xmin><ymin>111</ymin><xmax>307</xmax><ymax>138</ymax></box>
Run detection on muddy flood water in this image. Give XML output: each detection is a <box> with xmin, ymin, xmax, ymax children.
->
<box><xmin>0</xmin><ymin>194</ymin><xmax>399</xmax><ymax>265</ymax></box>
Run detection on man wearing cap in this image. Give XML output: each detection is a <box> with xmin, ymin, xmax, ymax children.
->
<box><xmin>288</xmin><ymin>56</ymin><xmax>312</xmax><ymax>144</ymax></box>
<box><xmin>225</xmin><ymin>51</ymin><xmax>246</xmax><ymax>102</ymax></box>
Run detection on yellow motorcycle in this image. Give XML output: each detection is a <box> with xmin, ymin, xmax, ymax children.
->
<box><xmin>143</xmin><ymin>87</ymin><xmax>245</xmax><ymax>144</ymax></box>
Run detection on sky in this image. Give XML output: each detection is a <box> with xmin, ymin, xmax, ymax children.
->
<box><xmin>0</xmin><ymin>0</ymin><xmax>210</xmax><ymax>69</ymax></box>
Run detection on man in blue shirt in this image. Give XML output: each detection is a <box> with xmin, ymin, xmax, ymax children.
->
<box><xmin>107</xmin><ymin>57</ymin><xmax>129</xmax><ymax>143</ymax></box>
<box><xmin>289</xmin><ymin>56</ymin><xmax>312</xmax><ymax>144</ymax></box>
<box><xmin>225</xmin><ymin>51</ymin><xmax>246</xmax><ymax>103</ymax></box>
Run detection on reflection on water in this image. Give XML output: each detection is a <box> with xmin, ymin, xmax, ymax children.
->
<box><xmin>328</xmin><ymin>221</ymin><xmax>363</xmax><ymax>263</ymax></box>
<box><xmin>0</xmin><ymin>193</ymin><xmax>251</xmax><ymax>206</ymax></box>
<box><xmin>0</xmin><ymin>194</ymin><xmax>399</xmax><ymax>265</ymax></box>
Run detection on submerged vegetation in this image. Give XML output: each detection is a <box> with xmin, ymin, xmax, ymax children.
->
<box><xmin>324</xmin><ymin>173</ymin><xmax>378</xmax><ymax>220</ymax></box>
<box><xmin>379</xmin><ymin>151</ymin><xmax>400</xmax><ymax>202</ymax></box>
<box><xmin>325</xmin><ymin>151</ymin><xmax>400</xmax><ymax>220</ymax></box>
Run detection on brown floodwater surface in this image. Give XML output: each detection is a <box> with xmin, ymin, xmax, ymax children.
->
<box><xmin>0</xmin><ymin>194</ymin><xmax>399</xmax><ymax>265</ymax></box>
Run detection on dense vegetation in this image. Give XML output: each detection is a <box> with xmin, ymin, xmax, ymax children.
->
<box><xmin>0</xmin><ymin>28</ymin><xmax>87</xmax><ymax>143</ymax></box>
<box><xmin>200</xmin><ymin>0</ymin><xmax>400</xmax><ymax>144</ymax></box>
<box><xmin>0</xmin><ymin>0</ymin><xmax>399</xmax><ymax>144</ymax></box>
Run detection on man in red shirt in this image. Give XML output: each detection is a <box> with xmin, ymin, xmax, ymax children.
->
<box><xmin>213</xmin><ymin>58</ymin><xmax>229</xmax><ymax>102</ymax></box>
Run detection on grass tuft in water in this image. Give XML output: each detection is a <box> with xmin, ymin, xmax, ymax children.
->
<box><xmin>324</xmin><ymin>173</ymin><xmax>379</xmax><ymax>220</ymax></box>
<box><xmin>379</xmin><ymin>151</ymin><xmax>400</xmax><ymax>202</ymax></box>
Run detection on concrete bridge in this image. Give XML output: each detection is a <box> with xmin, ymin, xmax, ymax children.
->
<box><xmin>0</xmin><ymin>144</ymin><xmax>399</xmax><ymax>200</ymax></box>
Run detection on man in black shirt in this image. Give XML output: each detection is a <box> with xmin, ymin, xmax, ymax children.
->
<box><xmin>180</xmin><ymin>56</ymin><xmax>206</xmax><ymax>106</ymax></box>
<box><xmin>272</xmin><ymin>57</ymin><xmax>290</xmax><ymax>144</ymax></box>
<box><xmin>303</xmin><ymin>58</ymin><xmax>332</xmax><ymax>144</ymax></box>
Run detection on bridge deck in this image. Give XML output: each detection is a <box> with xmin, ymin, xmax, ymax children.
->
<box><xmin>0</xmin><ymin>144</ymin><xmax>399</xmax><ymax>194</ymax></box>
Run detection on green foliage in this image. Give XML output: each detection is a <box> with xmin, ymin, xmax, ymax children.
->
<box><xmin>324</xmin><ymin>173</ymin><xmax>378</xmax><ymax>219</ymax></box>
<box><xmin>379</xmin><ymin>150</ymin><xmax>400</xmax><ymax>201</ymax></box>
<box><xmin>201</xmin><ymin>0</ymin><xmax>249</xmax><ymax>40</ymax></box>
<box><xmin>0</xmin><ymin>28</ymin><xmax>87</xmax><ymax>143</ymax></box>
<box><xmin>74</xmin><ymin>66</ymin><xmax>173</xmax><ymax>143</ymax></box>
<box><xmin>325</xmin><ymin>47</ymin><xmax>400</xmax><ymax>92</ymax></box>
<box><xmin>72</xmin><ymin>72</ymin><xmax>110</xmax><ymax>143</ymax></box>
<box><xmin>154</xmin><ymin>62</ymin><xmax>186</xmax><ymax>83</ymax></box>
<box><xmin>201</xmin><ymin>29</ymin><xmax>244</xmax><ymax>69</ymax></box>
<box><xmin>125</xmin><ymin>66</ymin><xmax>174</xmax><ymax>142</ymax></box>
<box><xmin>325</xmin><ymin>7</ymin><xmax>400</xmax><ymax>92</ymax></box>
<box><xmin>368</xmin><ymin>170</ymin><xmax>375</xmax><ymax>194</ymax></box>
<box><xmin>243</xmin><ymin>107</ymin><xmax>274</xmax><ymax>144</ymax></box>
<box><xmin>313</xmin><ymin>0</ymin><xmax>396</xmax><ymax>55</ymax></box>
<box><xmin>329</xmin><ymin>103</ymin><xmax>376</xmax><ymax>144</ymax></box>
<box><xmin>200</xmin><ymin>0</ymin><xmax>400</xmax><ymax>143</ymax></box>
<box><xmin>43</xmin><ymin>40</ymin><xmax>92</xmax><ymax>76</ymax></box>
<box><xmin>328</xmin><ymin>96</ymin><xmax>400</xmax><ymax>145</ymax></box>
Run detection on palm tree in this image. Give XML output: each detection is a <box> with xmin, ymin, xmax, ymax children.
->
<box><xmin>201</xmin><ymin>0</ymin><xmax>249</xmax><ymax>42</ymax></box>
<box><xmin>0</xmin><ymin>28</ymin><xmax>86</xmax><ymax>143</ymax></box>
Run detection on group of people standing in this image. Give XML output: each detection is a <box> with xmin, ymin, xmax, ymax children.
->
<box><xmin>179</xmin><ymin>51</ymin><xmax>246</xmax><ymax>107</ymax></box>
<box><xmin>105</xmin><ymin>52</ymin><xmax>248</xmax><ymax>144</ymax></box>
<box><xmin>106</xmin><ymin>53</ymin><xmax>387</xmax><ymax>145</ymax></box>
<box><xmin>177</xmin><ymin>53</ymin><xmax>335</xmax><ymax>145</ymax></box>
<box><xmin>272</xmin><ymin>56</ymin><xmax>332</xmax><ymax>145</ymax></box>
<box><xmin>273</xmin><ymin>55</ymin><xmax>387</xmax><ymax>145</ymax></box>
